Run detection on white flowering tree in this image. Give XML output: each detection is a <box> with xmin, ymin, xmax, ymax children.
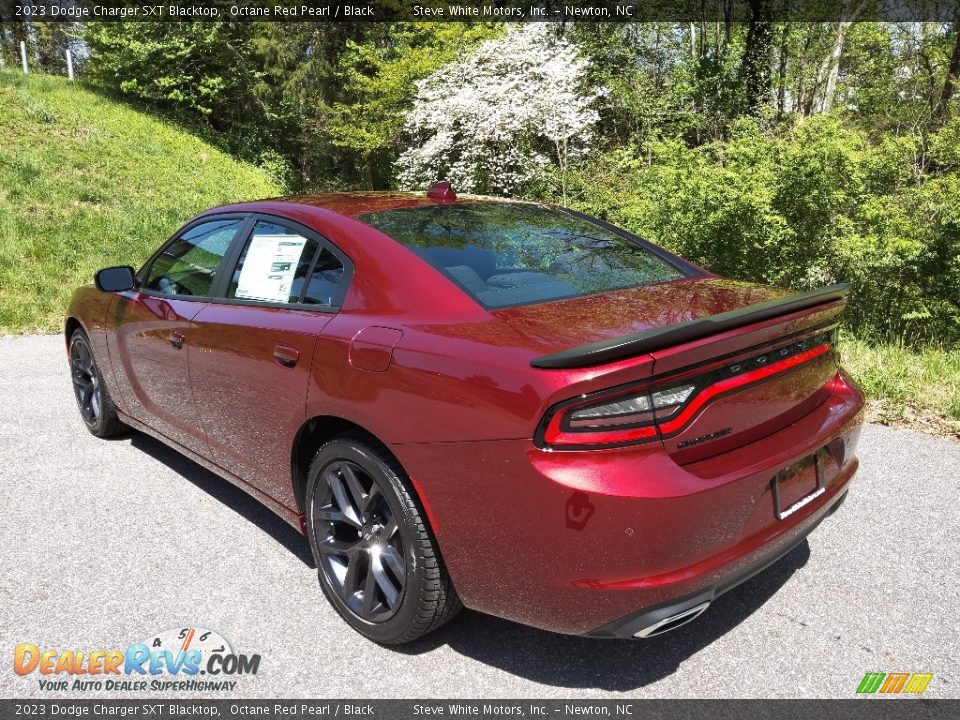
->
<box><xmin>395</xmin><ymin>25</ymin><xmax>604</xmax><ymax>197</ymax></box>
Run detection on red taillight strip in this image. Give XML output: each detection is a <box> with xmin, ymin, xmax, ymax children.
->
<box><xmin>543</xmin><ymin>411</ymin><xmax>658</xmax><ymax>447</ymax></box>
<box><xmin>656</xmin><ymin>342</ymin><xmax>831</xmax><ymax>435</ymax></box>
<box><xmin>538</xmin><ymin>341</ymin><xmax>832</xmax><ymax>450</ymax></box>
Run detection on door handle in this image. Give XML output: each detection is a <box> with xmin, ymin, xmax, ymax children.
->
<box><xmin>273</xmin><ymin>345</ymin><xmax>299</xmax><ymax>368</ymax></box>
<box><xmin>169</xmin><ymin>331</ymin><xmax>185</xmax><ymax>349</ymax></box>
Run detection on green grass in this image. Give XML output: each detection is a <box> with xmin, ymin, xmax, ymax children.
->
<box><xmin>0</xmin><ymin>69</ymin><xmax>281</xmax><ymax>334</ymax></box>
<box><xmin>841</xmin><ymin>334</ymin><xmax>960</xmax><ymax>438</ymax></box>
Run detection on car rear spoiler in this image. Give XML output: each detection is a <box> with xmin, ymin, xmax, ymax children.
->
<box><xmin>529</xmin><ymin>283</ymin><xmax>849</xmax><ymax>369</ymax></box>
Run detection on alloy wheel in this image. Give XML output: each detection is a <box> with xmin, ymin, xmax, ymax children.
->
<box><xmin>71</xmin><ymin>339</ymin><xmax>102</xmax><ymax>426</ymax></box>
<box><xmin>311</xmin><ymin>460</ymin><xmax>407</xmax><ymax>623</ymax></box>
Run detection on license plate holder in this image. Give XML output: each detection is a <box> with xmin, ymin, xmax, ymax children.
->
<box><xmin>772</xmin><ymin>452</ymin><xmax>825</xmax><ymax>521</ymax></box>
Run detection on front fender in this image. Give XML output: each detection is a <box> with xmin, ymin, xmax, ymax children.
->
<box><xmin>66</xmin><ymin>286</ymin><xmax>127</xmax><ymax>414</ymax></box>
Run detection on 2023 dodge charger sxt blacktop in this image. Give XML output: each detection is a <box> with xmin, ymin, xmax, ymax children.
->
<box><xmin>66</xmin><ymin>183</ymin><xmax>864</xmax><ymax>644</ymax></box>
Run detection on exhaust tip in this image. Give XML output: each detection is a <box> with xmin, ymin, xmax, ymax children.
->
<box><xmin>634</xmin><ymin>601</ymin><xmax>711</xmax><ymax>638</ymax></box>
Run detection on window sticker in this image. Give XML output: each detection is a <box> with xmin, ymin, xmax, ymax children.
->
<box><xmin>234</xmin><ymin>234</ymin><xmax>308</xmax><ymax>302</ymax></box>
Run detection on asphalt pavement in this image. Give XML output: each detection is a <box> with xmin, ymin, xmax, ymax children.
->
<box><xmin>0</xmin><ymin>334</ymin><xmax>957</xmax><ymax>699</ymax></box>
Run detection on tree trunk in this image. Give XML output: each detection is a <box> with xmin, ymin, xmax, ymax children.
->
<box><xmin>918</xmin><ymin>24</ymin><xmax>940</xmax><ymax>117</ymax></box>
<box><xmin>796</xmin><ymin>28</ymin><xmax>815</xmax><ymax>115</ymax></box>
<box><xmin>817</xmin><ymin>3</ymin><xmax>865</xmax><ymax>113</ymax></box>
<box><xmin>777</xmin><ymin>22</ymin><xmax>789</xmax><ymax>117</ymax></box>
<box><xmin>742</xmin><ymin>0</ymin><xmax>774</xmax><ymax>115</ymax></box>
<box><xmin>935</xmin><ymin>21</ymin><xmax>960</xmax><ymax>125</ymax></box>
<box><xmin>723</xmin><ymin>0</ymin><xmax>733</xmax><ymax>50</ymax></box>
<box><xmin>819</xmin><ymin>22</ymin><xmax>853</xmax><ymax>113</ymax></box>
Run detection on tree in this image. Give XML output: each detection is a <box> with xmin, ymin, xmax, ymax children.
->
<box><xmin>244</xmin><ymin>21</ymin><xmax>368</xmax><ymax>188</ymax></box>
<box><xmin>83</xmin><ymin>22</ymin><xmax>260</xmax><ymax>127</ymax></box>
<box><xmin>741</xmin><ymin>0</ymin><xmax>773</xmax><ymax>115</ymax></box>
<box><xmin>935</xmin><ymin>21</ymin><xmax>960</xmax><ymax>125</ymax></box>
<box><xmin>0</xmin><ymin>6</ymin><xmax>31</xmax><ymax>68</ymax></box>
<box><xmin>395</xmin><ymin>24</ymin><xmax>603</xmax><ymax>197</ymax></box>
<box><xmin>32</xmin><ymin>21</ymin><xmax>76</xmax><ymax>74</ymax></box>
<box><xmin>329</xmin><ymin>23</ymin><xmax>499</xmax><ymax>189</ymax></box>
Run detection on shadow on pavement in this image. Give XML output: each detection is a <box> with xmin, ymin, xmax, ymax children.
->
<box><xmin>398</xmin><ymin>540</ymin><xmax>811</xmax><ymax>691</ymax></box>
<box><xmin>127</xmin><ymin>429</ymin><xmax>808</xmax><ymax>691</ymax></box>
<box><xmin>129</xmin><ymin>432</ymin><xmax>315</xmax><ymax>568</ymax></box>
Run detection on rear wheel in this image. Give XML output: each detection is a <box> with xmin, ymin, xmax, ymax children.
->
<box><xmin>69</xmin><ymin>329</ymin><xmax>126</xmax><ymax>438</ymax></box>
<box><xmin>305</xmin><ymin>435</ymin><xmax>461</xmax><ymax>644</ymax></box>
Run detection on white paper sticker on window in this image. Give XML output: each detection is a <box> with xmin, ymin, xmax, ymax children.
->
<box><xmin>234</xmin><ymin>234</ymin><xmax>307</xmax><ymax>302</ymax></box>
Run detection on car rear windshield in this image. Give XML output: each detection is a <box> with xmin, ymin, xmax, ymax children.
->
<box><xmin>359</xmin><ymin>203</ymin><xmax>687</xmax><ymax>309</ymax></box>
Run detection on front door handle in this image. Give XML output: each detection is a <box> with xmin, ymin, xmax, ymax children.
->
<box><xmin>169</xmin><ymin>331</ymin><xmax>185</xmax><ymax>349</ymax></box>
<box><xmin>273</xmin><ymin>345</ymin><xmax>299</xmax><ymax>368</ymax></box>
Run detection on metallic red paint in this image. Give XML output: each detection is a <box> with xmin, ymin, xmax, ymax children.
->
<box><xmin>66</xmin><ymin>192</ymin><xmax>865</xmax><ymax>638</ymax></box>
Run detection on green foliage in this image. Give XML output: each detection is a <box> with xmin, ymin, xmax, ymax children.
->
<box><xmin>554</xmin><ymin>113</ymin><xmax>960</xmax><ymax>347</ymax></box>
<box><xmin>0</xmin><ymin>69</ymin><xmax>280</xmax><ymax>334</ymax></box>
<box><xmin>329</xmin><ymin>23</ymin><xmax>500</xmax><ymax>188</ymax></box>
<box><xmin>83</xmin><ymin>22</ymin><xmax>254</xmax><ymax>119</ymax></box>
<box><xmin>929</xmin><ymin>114</ymin><xmax>960</xmax><ymax>168</ymax></box>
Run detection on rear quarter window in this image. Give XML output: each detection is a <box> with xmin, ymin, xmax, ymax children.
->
<box><xmin>359</xmin><ymin>203</ymin><xmax>686</xmax><ymax>308</ymax></box>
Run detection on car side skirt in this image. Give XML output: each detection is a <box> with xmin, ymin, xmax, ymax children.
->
<box><xmin>117</xmin><ymin>410</ymin><xmax>304</xmax><ymax>532</ymax></box>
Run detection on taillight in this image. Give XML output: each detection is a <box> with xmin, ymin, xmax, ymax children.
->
<box><xmin>541</xmin><ymin>383</ymin><xmax>697</xmax><ymax>450</ymax></box>
<box><xmin>536</xmin><ymin>327</ymin><xmax>836</xmax><ymax>451</ymax></box>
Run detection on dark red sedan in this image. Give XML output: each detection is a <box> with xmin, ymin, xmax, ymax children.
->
<box><xmin>66</xmin><ymin>184</ymin><xmax>864</xmax><ymax>644</ymax></box>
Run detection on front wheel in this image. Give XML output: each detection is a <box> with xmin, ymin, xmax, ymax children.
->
<box><xmin>69</xmin><ymin>329</ymin><xmax>126</xmax><ymax>438</ymax></box>
<box><xmin>305</xmin><ymin>434</ymin><xmax>461</xmax><ymax>644</ymax></box>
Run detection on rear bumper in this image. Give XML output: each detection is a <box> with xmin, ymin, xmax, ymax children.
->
<box><xmin>587</xmin><ymin>485</ymin><xmax>849</xmax><ymax>638</ymax></box>
<box><xmin>393</xmin><ymin>370</ymin><xmax>865</xmax><ymax>636</ymax></box>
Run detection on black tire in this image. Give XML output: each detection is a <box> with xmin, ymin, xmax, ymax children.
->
<box><xmin>305</xmin><ymin>433</ymin><xmax>461</xmax><ymax>644</ymax></box>
<box><xmin>69</xmin><ymin>329</ymin><xmax>126</xmax><ymax>438</ymax></box>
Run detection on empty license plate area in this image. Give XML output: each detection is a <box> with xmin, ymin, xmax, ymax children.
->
<box><xmin>772</xmin><ymin>453</ymin><xmax>825</xmax><ymax>521</ymax></box>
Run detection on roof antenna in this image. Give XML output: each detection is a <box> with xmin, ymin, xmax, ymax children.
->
<box><xmin>426</xmin><ymin>182</ymin><xmax>457</xmax><ymax>202</ymax></box>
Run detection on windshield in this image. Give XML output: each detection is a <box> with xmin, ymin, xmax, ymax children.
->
<box><xmin>359</xmin><ymin>203</ymin><xmax>687</xmax><ymax>309</ymax></box>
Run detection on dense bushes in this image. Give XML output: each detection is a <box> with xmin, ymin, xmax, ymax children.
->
<box><xmin>550</xmin><ymin>115</ymin><xmax>960</xmax><ymax>347</ymax></box>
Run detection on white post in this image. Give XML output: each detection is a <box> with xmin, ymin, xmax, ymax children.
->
<box><xmin>20</xmin><ymin>41</ymin><xmax>28</xmax><ymax>74</ymax></box>
<box><xmin>66</xmin><ymin>48</ymin><xmax>74</xmax><ymax>80</ymax></box>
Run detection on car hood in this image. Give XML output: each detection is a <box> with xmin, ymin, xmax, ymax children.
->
<box><xmin>487</xmin><ymin>278</ymin><xmax>793</xmax><ymax>356</ymax></box>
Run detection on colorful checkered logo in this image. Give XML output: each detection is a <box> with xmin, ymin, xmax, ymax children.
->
<box><xmin>857</xmin><ymin>672</ymin><xmax>933</xmax><ymax>694</ymax></box>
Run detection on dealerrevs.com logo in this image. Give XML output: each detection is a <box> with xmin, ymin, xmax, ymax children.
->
<box><xmin>13</xmin><ymin>626</ymin><xmax>260</xmax><ymax>692</ymax></box>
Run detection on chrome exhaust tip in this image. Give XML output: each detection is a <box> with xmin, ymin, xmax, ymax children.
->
<box><xmin>633</xmin><ymin>601</ymin><xmax>711</xmax><ymax>638</ymax></box>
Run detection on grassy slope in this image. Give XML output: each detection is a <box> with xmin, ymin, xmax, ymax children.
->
<box><xmin>841</xmin><ymin>336</ymin><xmax>960</xmax><ymax>437</ymax></box>
<box><xmin>0</xmin><ymin>69</ymin><xmax>281</xmax><ymax>333</ymax></box>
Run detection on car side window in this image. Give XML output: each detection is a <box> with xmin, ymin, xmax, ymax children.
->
<box><xmin>227</xmin><ymin>221</ymin><xmax>319</xmax><ymax>304</ymax></box>
<box><xmin>225</xmin><ymin>220</ymin><xmax>347</xmax><ymax>307</ymax></box>
<box><xmin>145</xmin><ymin>219</ymin><xmax>243</xmax><ymax>297</ymax></box>
<box><xmin>301</xmin><ymin>249</ymin><xmax>345</xmax><ymax>307</ymax></box>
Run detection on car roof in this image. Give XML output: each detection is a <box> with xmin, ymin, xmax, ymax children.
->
<box><xmin>205</xmin><ymin>191</ymin><xmax>536</xmax><ymax>220</ymax></box>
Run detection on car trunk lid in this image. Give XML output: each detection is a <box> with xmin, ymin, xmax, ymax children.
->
<box><xmin>517</xmin><ymin>279</ymin><xmax>846</xmax><ymax>455</ymax></box>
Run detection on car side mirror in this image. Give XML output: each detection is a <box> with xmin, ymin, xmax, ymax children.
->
<box><xmin>95</xmin><ymin>266</ymin><xmax>137</xmax><ymax>293</ymax></box>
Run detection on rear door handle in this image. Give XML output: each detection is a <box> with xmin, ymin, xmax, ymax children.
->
<box><xmin>273</xmin><ymin>345</ymin><xmax>299</xmax><ymax>368</ymax></box>
<box><xmin>169</xmin><ymin>331</ymin><xmax>185</xmax><ymax>349</ymax></box>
